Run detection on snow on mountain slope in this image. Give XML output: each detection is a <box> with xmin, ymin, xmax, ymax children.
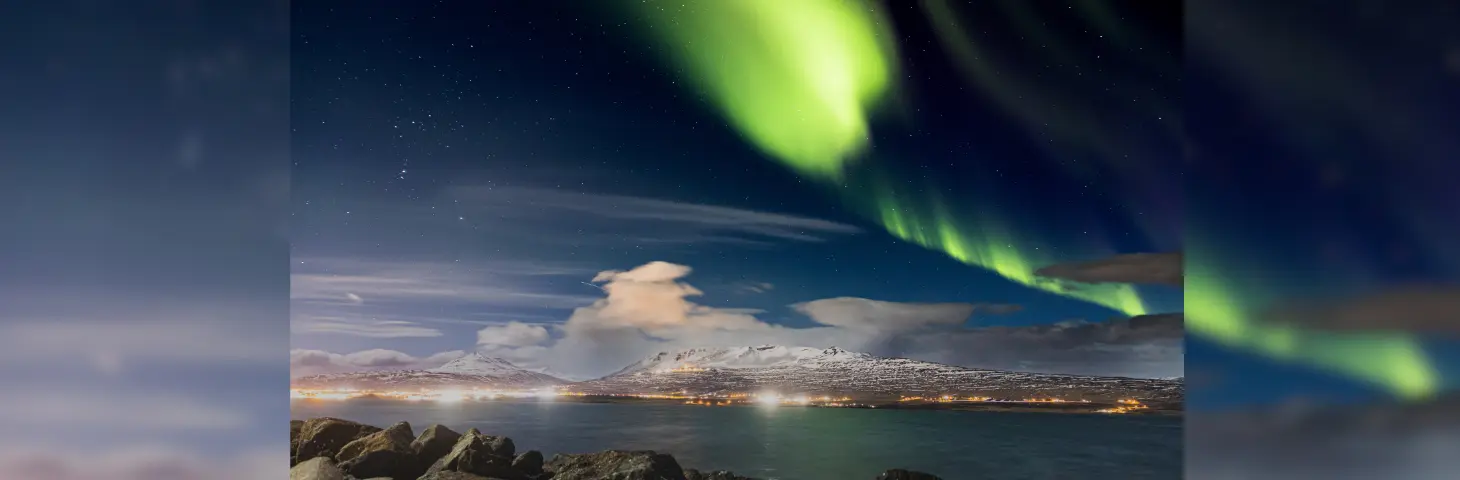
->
<box><xmin>608</xmin><ymin>345</ymin><xmax>867</xmax><ymax>376</ymax></box>
<box><xmin>430</xmin><ymin>353</ymin><xmax>535</xmax><ymax>376</ymax></box>
<box><xmin>292</xmin><ymin>353</ymin><xmax>566</xmax><ymax>390</ymax></box>
<box><xmin>576</xmin><ymin>345</ymin><xmax>1183</xmax><ymax>403</ymax></box>
<box><xmin>526</xmin><ymin>366</ymin><xmax>591</xmax><ymax>382</ymax></box>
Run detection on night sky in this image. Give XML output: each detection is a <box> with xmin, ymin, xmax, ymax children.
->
<box><xmin>1183</xmin><ymin>0</ymin><xmax>1460</xmax><ymax>409</ymax></box>
<box><xmin>290</xmin><ymin>0</ymin><xmax>1186</xmax><ymax>384</ymax></box>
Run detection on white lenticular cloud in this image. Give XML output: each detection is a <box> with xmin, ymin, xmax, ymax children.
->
<box><xmin>477</xmin><ymin>321</ymin><xmax>552</xmax><ymax>347</ymax></box>
<box><xmin>793</xmin><ymin>297</ymin><xmax>981</xmax><ymax>331</ymax></box>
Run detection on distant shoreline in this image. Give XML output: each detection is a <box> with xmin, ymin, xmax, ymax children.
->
<box><xmin>543</xmin><ymin>395</ymin><xmax>1183</xmax><ymax>416</ymax></box>
<box><xmin>293</xmin><ymin>393</ymin><xmax>1184</xmax><ymax>416</ymax></box>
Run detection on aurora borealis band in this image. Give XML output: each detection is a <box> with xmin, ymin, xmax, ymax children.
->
<box><xmin>867</xmin><ymin>177</ymin><xmax>1149</xmax><ymax>317</ymax></box>
<box><xmin>1185</xmin><ymin>244</ymin><xmax>1439</xmax><ymax>398</ymax></box>
<box><xmin>631</xmin><ymin>0</ymin><xmax>897</xmax><ymax>181</ymax></box>
<box><xmin>630</xmin><ymin>0</ymin><xmax>1152</xmax><ymax>317</ymax></box>
<box><xmin>629</xmin><ymin>0</ymin><xmax>1445</xmax><ymax>398</ymax></box>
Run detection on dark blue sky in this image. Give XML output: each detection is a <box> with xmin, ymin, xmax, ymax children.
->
<box><xmin>1184</xmin><ymin>0</ymin><xmax>1460</xmax><ymax>409</ymax></box>
<box><xmin>290</xmin><ymin>0</ymin><xmax>1187</xmax><ymax>382</ymax></box>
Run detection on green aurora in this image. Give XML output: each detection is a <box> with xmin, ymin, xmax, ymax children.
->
<box><xmin>633</xmin><ymin>0</ymin><xmax>1149</xmax><ymax>317</ymax></box>
<box><xmin>1186</xmin><ymin>245</ymin><xmax>1440</xmax><ymax>398</ymax></box>
<box><xmin>633</xmin><ymin>0</ymin><xmax>896</xmax><ymax>181</ymax></box>
<box><xmin>629</xmin><ymin>0</ymin><xmax>1439</xmax><ymax>398</ymax></box>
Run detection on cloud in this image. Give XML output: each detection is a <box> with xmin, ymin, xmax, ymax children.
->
<box><xmin>289</xmin><ymin>348</ymin><xmax>466</xmax><ymax>377</ymax></box>
<box><xmin>1260</xmin><ymin>284</ymin><xmax>1460</xmax><ymax>334</ymax></box>
<box><xmin>291</xmin><ymin>257</ymin><xmax>598</xmax><ymax>339</ymax></box>
<box><xmin>294</xmin><ymin>318</ymin><xmax>443</xmax><ymax>338</ymax></box>
<box><xmin>292</xmin><ymin>258</ymin><xmax>596</xmax><ymax>308</ymax></box>
<box><xmin>449</xmin><ymin>186</ymin><xmax>862</xmax><ymax>244</ymax></box>
<box><xmin>793</xmin><ymin>297</ymin><xmax>1019</xmax><ymax>331</ymax></box>
<box><xmin>903</xmin><ymin>314</ymin><xmax>1186</xmax><ymax>378</ymax></box>
<box><xmin>478</xmin><ymin>321</ymin><xmax>552</xmax><ymax>347</ymax></box>
<box><xmin>295</xmin><ymin>261</ymin><xmax>1183</xmax><ymax>380</ymax></box>
<box><xmin>1035</xmin><ymin>251</ymin><xmax>1184</xmax><ymax>286</ymax></box>
<box><xmin>737</xmin><ymin>282</ymin><xmax>775</xmax><ymax>294</ymax></box>
<box><xmin>507</xmin><ymin>262</ymin><xmax>1181</xmax><ymax>379</ymax></box>
<box><xmin>567</xmin><ymin>261</ymin><xmax>773</xmax><ymax>335</ymax></box>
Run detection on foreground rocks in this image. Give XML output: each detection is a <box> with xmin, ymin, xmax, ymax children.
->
<box><xmin>291</xmin><ymin>417</ymin><xmax>942</xmax><ymax>480</ymax></box>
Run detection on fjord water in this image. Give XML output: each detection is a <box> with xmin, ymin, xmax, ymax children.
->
<box><xmin>291</xmin><ymin>399</ymin><xmax>1181</xmax><ymax>480</ymax></box>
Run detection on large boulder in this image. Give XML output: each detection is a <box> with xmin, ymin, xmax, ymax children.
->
<box><xmin>290</xmin><ymin>420</ymin><xmax>305</xmax><ymax>465</ymax></box>
<box><xmin>472</xmin><ymin>428</ymin><xmax>517</xmax><ymax>459</ymax></box>
<box><xmin>876</xmin><ymin>469</ymin><xmax>943</xmax><ymax>480</ymax></box>
<box><xmin>295</xmin><ymin>418</ymin><xmax>382</xmax><ymax>464</ymax></box>
<box><xmin>547</xmin><ymin>450</ymin><xmax>686</xmax><ymax>480</ymax></box>
<box><xmin>413</xmin><ymin>424</ymin><xmax>465</xmax><ymax>466</ymax></box>
<box><xmin>684</xmin><ymin>469</ymin><xmax>757</xmax><ymax>480</ymax></box>
<box><xmin>424</xmin><ymin>429</ymin><xmax>523</xmax><ymax>479</ymax></box>
<box><xmin>338</xmin><ymin>421</ymin><xmax>415</xmax><ymax>462</ymax></box>
<box><xmin>512</xmin><ymin>450</ymin><xmax>544</xmax><ymax>477</ymax></box>
<box><xmin>289</xmin><ymin>457</ymin><xmax>345</xmax><ymax>480</ymax></box>
<box><xmin>335</xmin><ymin>421</ymin><xmax>422</xmax><ymax>480</ymax></box>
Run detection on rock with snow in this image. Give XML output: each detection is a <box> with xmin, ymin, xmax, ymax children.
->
<box><xmin>575</xmin><ymin>345</ymin><xmax>1182</xmax><ymax>403</ymax></box>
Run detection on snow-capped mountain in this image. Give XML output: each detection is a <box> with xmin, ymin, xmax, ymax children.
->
<box><xmin>291</xmin><ymin>353</ymin><xmax>567</xmax><ymax>390</ymax></box>
<box><xmin>574</xmin><ymin>345</ymin><xmax>1183</xmax><ymax>403</ymax></box>
<box><xmin>607</xmin><ymin>345</ymin><xmax>868</xmax><ymax>376</ymax></box>
<box><xmin>526</xmin><ymin>366</ymin><xmax>591</xmax><ymax>382</ymax></box>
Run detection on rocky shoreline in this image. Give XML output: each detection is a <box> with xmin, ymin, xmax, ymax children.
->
<box><xmin>291</xmin><ymin>417</ymin><xmax>944</xmax><ymax>480</ymax></box>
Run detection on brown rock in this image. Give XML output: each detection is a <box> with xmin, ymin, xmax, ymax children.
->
<box><xmin>290</xmin><ymin>420</ymin><xmax>305</xmax><ymax>465</ymax></box>
<box><xmin>336</xmin><ymin>421</ymin><xmax>422</xmax><ymax>480</ymax></box>
<box><xmin>338</xmin><ymin>421</ymin><xmax>415</xmax><ymax>462</ymax></box>
<box><xmin>295</xmin><ymin>417</ymin><xmax>382</xmax><ymax>464</ymax></box>
<box><xmin>413</xmin><ymin>424</ymin><xmax>464</xmax><ymax>466</ymax></box>
<box><xmin>512</xmin><ymin>450</ymin><xmax>544</xmax><ymax>476</ymax></box>
<box><xmin>546</xmin><ymin>450</ymin><xmax>686</xmax><ymax>480</ymax></box>
<box><xmin>339</xmin><ymin>448</ymin><xmax>422</xmax><ymax>480</ymax></box>
<box><xmin>876</xmin><ymin>469</ymin><xmax>943</xmax><ymax>480</ymax></box>
<box><xmin>424</xmin><ymin>430</ymin><xmax>522</xmax><ymax>479</ymax></box>
<box><xmin>289</xmin><ymin>457</ymin><xmax>345</xmax><ymax>480</ymax></box>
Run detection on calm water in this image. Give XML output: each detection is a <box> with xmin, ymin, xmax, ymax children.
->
<box><xmin>292</xmin><ymin>399</ymin><xmax>1182</xmax><ymax>480</ymax></box>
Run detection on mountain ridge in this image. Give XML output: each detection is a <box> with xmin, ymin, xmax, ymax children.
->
<box><xmin>291</xmin><ymin>346</ymin><xmax>1183</xmax><ymax>403</ymax></box>
<box><xmin>575</xmin><ymin>345</ymin><xmax>1182</xmax><ymax>402</ymax></box>
<box><xmin>292</xmin><ymin>353</ymin><xmax>567</xmax><ymax>390</ymax></box>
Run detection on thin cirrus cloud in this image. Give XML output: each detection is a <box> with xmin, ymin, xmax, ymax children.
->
<box><xmin>448</xmin><ymin>186</ymin><xmax>863</xmax><ymax>244</ymax></box>
<box><xmin>291</xmin><ymin>256</ymin><xmax>601</xmax><ymax>339</ymax></box>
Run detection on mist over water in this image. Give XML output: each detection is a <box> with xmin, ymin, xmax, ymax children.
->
<box><xmin>293</xmin><ymin>400</ymin><xmax>1181</xmax><ymax>480</ymax></box>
